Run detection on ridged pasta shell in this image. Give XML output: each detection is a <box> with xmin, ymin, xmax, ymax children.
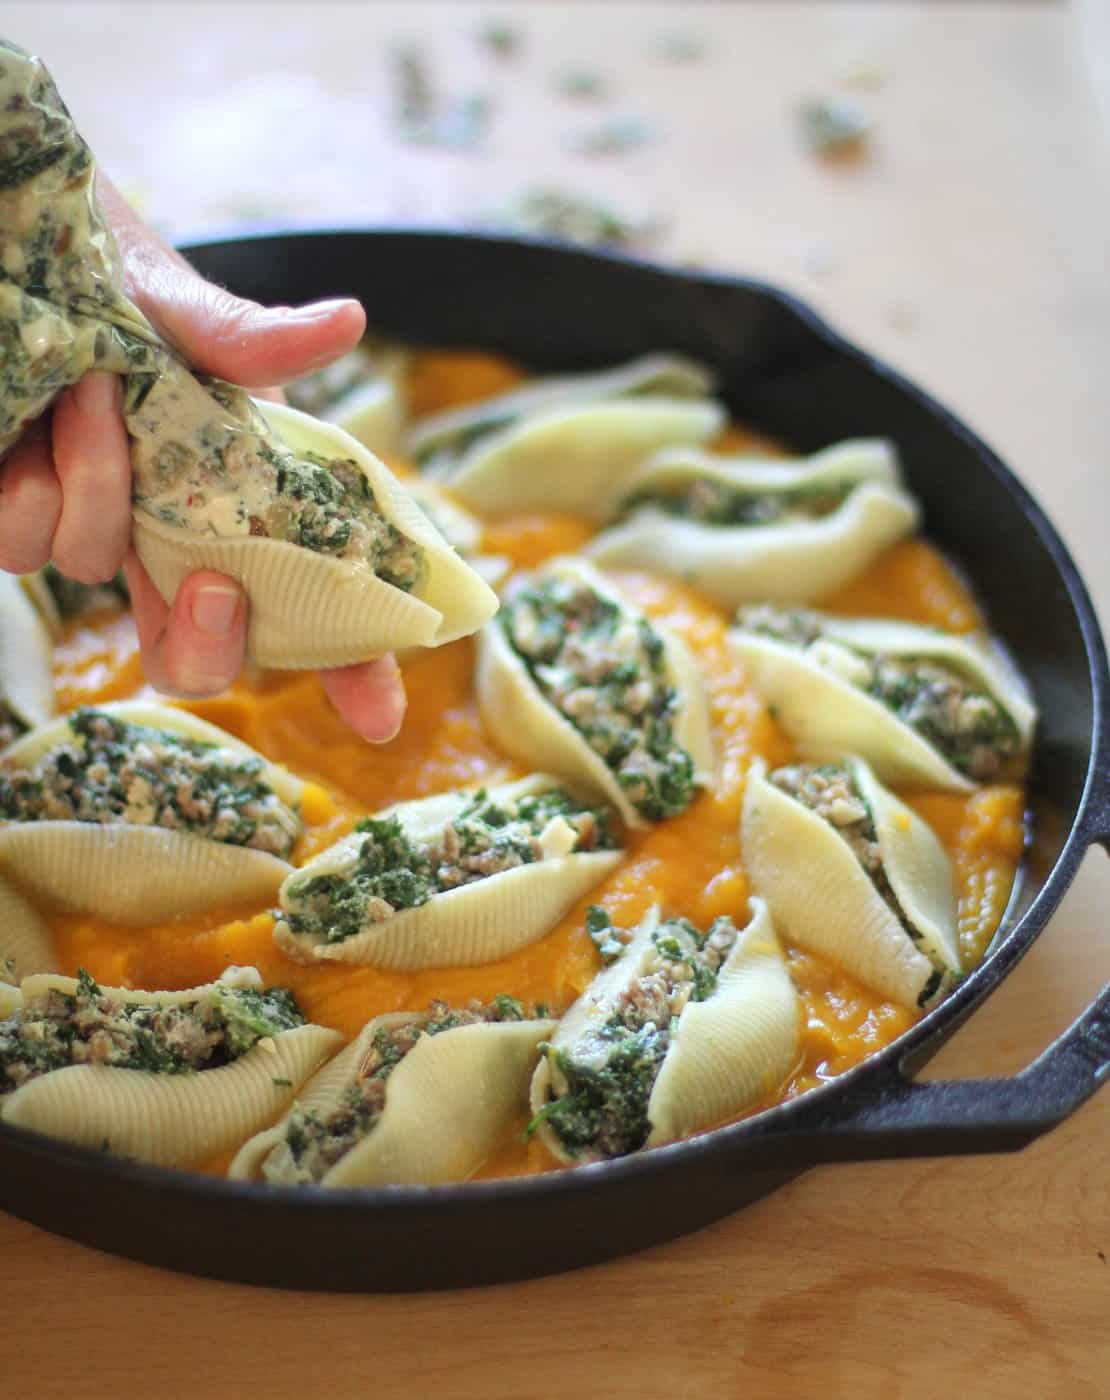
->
<box><xmin>586</xmin><ymin>441</ymin><xmax>920</xmax><ymax>606</ymax></box>
<box><xmin>274</xmin><ymin>774</ymin><xmax>622</xmax><ymax>967</ymax></box>
<box><xmin>530</xmin><ymin>898</ymin><xmax>800</xmax><ymax>1163</ymax></box>
<box><xmin>408</xmin><ymin>352</ymin><xmax>717</xmax><ymax>464</ymax></box>
<box><xmin>0</xmin><ymin>871</ymin><xmax>56</xmax><ymax>978</ymax></box>
<box><xmin>728</xmin><ymin>613</ymin><xmax>1037</xmax><ymax>791</ymax></box>
<box><xmin>132</xmin><ymin>401</ymin><xmax>498</xmax><ymax>669</ymax></box>
<box><xmin>0</xmin><ymin>700</ymin><xmax>302</xmax><ymax>921</ymax></box>
<box><xmin>0</xmin><ymin>969</ymin><xmax>342</xmax><ymax>1167</ymax></box>
<box><xmin>0</xmin><ymin>572</ymin><xmax>55</xmax><ymax>740</ymax></box>
<box><xmin>475</xmin><ymin>559</ymin><xmax>714</xmax><ymax>829</ymax></box>
<box><xmin>742</xmin><ymin>757</ymin><xmax>961</xmax><ymax>1007</ymax></box>
<box><xmin>230</xmin><ymin>1011</ymin><xmax>554</xmax><ymax>1187</ymax></box>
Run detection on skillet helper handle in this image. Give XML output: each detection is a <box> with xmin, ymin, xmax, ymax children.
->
<box><xmin>737</xmin><ymin>824</ymin><xmax>1110</xmax><ymax>1166</ymax></box>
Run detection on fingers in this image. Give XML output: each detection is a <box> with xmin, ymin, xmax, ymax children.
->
<box><xmin>98</xmin><ymin>174</ymin><xmax>366</xmax><ymax>387</ymax></box>
<box><xmin>125</xmin><ymin>552</ymin><xmax>248</xmax><ymax>699</ymax></box>
<box><xmin>50</xmin><ymin>372</ymin><xmax>132</xmax><ymax>583</ymax></box>
<box><xmin>320</xmin><ymin>656</ymin><xmax>407</xmax><ymax>744</ymax></box>
<box><xmin>0</xmin><ymin>424</ymin><xmax>62</xmax><ymax>573</ymax></box>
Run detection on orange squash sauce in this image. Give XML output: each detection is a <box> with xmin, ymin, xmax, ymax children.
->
<box><xmin>40</xmin><ymin>350</ymin><xmax>1026</xmax><ymax>1181</ymax></box>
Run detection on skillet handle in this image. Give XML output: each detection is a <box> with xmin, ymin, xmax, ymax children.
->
<box><xmin>736</xmin><ymin>829</ymin><xmax>1110</xmax><ymax>1166</ymax></box>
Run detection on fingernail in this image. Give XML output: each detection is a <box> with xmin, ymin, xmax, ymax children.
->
<box><xmin>191</xmin><ymin>584</ymin><xmax>241</xmax><ymax>638</ymax></box>
<box><xmin>284</xmin><ymin>297</ymin><xmax>361</xmax><ymax>324</ymax></box>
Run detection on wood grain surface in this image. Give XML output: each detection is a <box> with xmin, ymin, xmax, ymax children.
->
<box><xmin>1</xmin><ymin>4</ymin><xmax>1108</xmax><ymax>1396</ymax></box>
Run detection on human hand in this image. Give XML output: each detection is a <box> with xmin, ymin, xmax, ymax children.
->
<box><xmin>0</xmin><ymin>176</ymin><xmax>405</xmax><ymax>742</ymax></box>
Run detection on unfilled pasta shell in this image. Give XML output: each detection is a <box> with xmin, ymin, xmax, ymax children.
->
<box><xmin>475</xmin><ymin>559</ymin><xmax>714</xmax><ymax>829</ymax></box>
<box><xmin>0</xmin><ymin>871</ymin><xmax>56</xmax><ymax>978</ymax></box>
<box><xmin>274</xmin><ymin>774</ymin><xmax>622</xmax><ymax>967</ymax></box>
<box><xmin>1</xmin><ymin>1001</ymin><xmax>341</xmax><ymax>1169</ymax></box>
<box><xmin>132</xmin><ymin>401</ymin><xmax>498</xmax><ymax>669</ymax></box>
<box><xmin>0</xmin><ymin>701</ymin><xmax>302</xmax><ymax>921</ymax></box>
<box><xmin>408</xmin><ymin>352</ymin><xmax>717</xmax><ymax>465</ymax></box>
<box><xmin>230</xmin><ymin>1012</ymin><xmax>554</xmax><ymax>1187</ymax></box>
<box><xmin>741</xmin><ymin>758</ymin><xmax>960</xmax><ymax>1007</ymax></box>
<box><xmin>530</xmin><ymin>898</ymin><xmax>799</xmax><ymax>1163</ymax></box>
<box><xmin>729</xmin><ymin>614</ymin><xmax>1036</xmax><ymax>792</ymax></box>
<box><xmin>0</xmin><ymin>572</ymin><xmax>55</xmax><ymax>740</ymax></box>
<box><xmin>587</xmin><ymin>441</ymin><xmax>919</xmax><ymax>607</ymax></box>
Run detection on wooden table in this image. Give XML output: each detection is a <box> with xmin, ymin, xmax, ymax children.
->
<box><xmin>2</xmin><ymin>4</ymin><xmax>1108</xmax><ymax>1394</ymax></box>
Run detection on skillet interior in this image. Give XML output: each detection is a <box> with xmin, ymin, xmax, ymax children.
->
<box><xmin>0</xmin><ymin>230</ymin><xmax>1103</xmax><ymax>1290</ymax></box>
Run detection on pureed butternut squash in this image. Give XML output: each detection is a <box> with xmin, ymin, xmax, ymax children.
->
<box><xmin>45</xmin><ymin>352</ymin><xmax>1026</xmax><ymax>1179</ymax></box>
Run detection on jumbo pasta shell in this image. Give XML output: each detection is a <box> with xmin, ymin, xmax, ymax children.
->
<box><xmin>530</xmin><ymin>899</ymin><xmax>799</xmax><ymax>1164</ymax></box>
<box><xmin>132</xmin><ymin>401</ymin><xmax>498</xmax><ymax>668</ymax></box>
<box><xmin>0</xmin><ymin>971</ymin><xmax>342</xmax><ymax>1167</ymax></box>
<box><xmin>0</xmin><ymin>572</ymin><xmax>55</xmax><ymax>741</ymax></box>
<box><xmin>475</xmin><ymin>559</ymin><xmax>714</xmax><ymax>829</ymax></box>
<box><xmin>428</xmin><ymin>399</ymin><xmax>726</xmax><ymax>517</ymax></box>
<box><xmin>587</xmin><ymin>441</ymin><xmax>919</xmax><ymax>607</ymax></box>
<box><xmin>741</xmin><ymin>758</ymin><xmax>960</xmax><ymax>1007</ymax></box>
<box><xmin>729</xmin><ymin>613</ymin><xmax>1036</xmax><ymax>791</ymax></box>
<box><xmin>230</xmin><ymin>1011</ymin><xmax>554</xmax><ymax>1187</ymax></box>
<box><xmin>0</xmin><ymin>701</ymin><xmax>302</xmax><ymax>921</ymax></box>
<box><xmin>0</xmin><ymin>871</ymin><xmax>56</xmax><ymax>978</ymax></box>
<box><xmin>274</xmin><ymin>775</ymin><xmax>622</xmax><ymax>967</ymax></box>
<box><xmin>408</xmin><ymin>352</ymin><xmax>717</xmax><ymax>465</ymax></box>
<box><xmin>325</xmin><ymin>376</ymin><xmax>405</xmax><ymax>458</ymax></box>
<box><xmin>0</xmin><ymin>981</ymin><xmax>21</xmax><ymax>1018</ymax></box>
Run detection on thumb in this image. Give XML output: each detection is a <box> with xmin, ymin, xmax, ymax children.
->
<box><xmin>99</xmin><ymin>174</ymin><xmax>366</xmax><ymax>387</ymax></box>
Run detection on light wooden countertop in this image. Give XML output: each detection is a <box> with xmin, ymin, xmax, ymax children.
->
<box><xmin>2</xmin><ymin>4</ymin><xmax>1108</xmax><ymax>1394</ymax></box>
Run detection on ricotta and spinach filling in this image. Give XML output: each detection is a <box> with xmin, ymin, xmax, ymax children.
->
<box><xmin>769</xmin><ymin>762</ymin><xmax>946</xmax><ymax>1005</ymax></box>
<box><xmin>280</xmin><ymin>787</ymin><xmax>615</xmax><ymax>943</ymax></box>
<box><xmin>0</xmin><ymin>968</ymin><xmax>304</xmax><ymax>1094</ymax></box>
<box><xmin>501</xmin><ymin>578</ymin><xmax>697</xmax><ymax>821</ymax></box>
<box><xmin>285</xmin><ymin>346</ymin><xmax>380</xmax><ymax>419</ymax></box>
<box><xmin>0</xmin><ymin>708</ymin><xmax>300</xmax><ymax>857</ymax></box>
<box><xmin>619</xmin><ymin>475</ymin><xmax>856</xmax><ymax>527</ymax></box>
<box><xmin>532</xmin><ymin>914</ymin><xmax>739</xmax><ymax>1158</ymax></box>
<box><xmin>264</xmin><ymin>995</ymin><xmax>528</xmax><ymax>1185</ymax></box>
<box><xmin>740</xmin><ymin>605</ymin><xmax>1020</xmax><ymax>781</ymax></box>
<box><xmin>0</xmin><ymin>43</ymin><xmax>424</xmax><ymax>591</ymax></box>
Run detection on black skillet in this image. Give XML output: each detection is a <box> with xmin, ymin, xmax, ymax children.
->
<box><xmin>1</xmin><ymin>231</ymin><xmax>1107</xmax><ymax>1290</ymax></box>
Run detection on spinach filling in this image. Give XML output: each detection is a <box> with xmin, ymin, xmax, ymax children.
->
<box><xmin>739</xmin><ymin>605</ymin><xmax>1020</xmax><ymax>781</ymax></box>
<box><xmin>770</xmin><ymin>762</ymin><xmax>950</xmax><ymax>1007</ymax></box>
<box><xmin>0</xmin><ymin>968</ymin><xmax>304</xmax><ymax>1094</ymax></box>
<box><xmin>39</xmin><ymin>564</ymin><xmax>129</xmax><ymax>619</ymax></box>
<box><xmin>620</xmin><ymin>475</ymin><xmax>856</xmax><ymax>527</ymax></box>
<box><xmin>532</xmin><ymin>915</ymin><xmax>738</xmax><ymax>1158</ymax></box>
<box><xmin>501</xmin><ymin>578</ymin><xmax>697</xmax><ymax>821</ymax></box>
<box><xmin>268</xmin><ymin>996</ymin><xmax>527</xmax><ymax>1185</ymax></box>
<box><xmin>0</xmin><ymin>708</ymin><xmax>300</xmax><ymax>857</ymax></box>
<box><xmin>281</xmin><ymin>786</ymin><xmax>615</xmax><ymax>943</ymax></box>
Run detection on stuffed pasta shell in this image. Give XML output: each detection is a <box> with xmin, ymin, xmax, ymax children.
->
<box><xmin>730</xmin><ymin>606</ymin><xmax>1036</xmax><ymax>791</ymax></box>
<box><xmin>231</xmin><ymin>997</ymin><xmax>554</xmax><ymax>1187</ymax></box>
<box><xmin>742</xmin><ymin>757</ymin><xmax>962</xmax><ymax>1007</ymax></box>
<box><xmin>408</xmin><ymin>353</ymin><xmax>725</xmax><ymax>515</ymax></box>
<box><xmin>0</xmin><ymin>572</ymin><xmax>55</xmax><ymax>751</ymax></box>
<box><xmin>0</xmin><ymin>966</ymin><xmax>342</xmax><ymax>1167</ymax></box>
<box><xmin>529</xmin><ymin>899</ymin><xmax>800</xmax><ymax>1163</ymax></box>
<box><xmin>274</xmin><ymin>775</ymin><xmax>621</xmax><ymax>967</ymax></box>
<box><xmin>286</xmin><ymin>339</ymin><xmax>409</xmax><ymax>458</ymax></box>
<box><xmin>586</xmin><ymin>438</ymin><xmax>919</xmax><ymax>606</ymax></box>
<box><xmin>476</xmin><ymin>558</ymin><xmax>714</xmax><ymax>829</ymax></box>
<box><xmin>0</xmin><ymin>701</ymin><xmax>304</xmax><ymax>921</ymax></box>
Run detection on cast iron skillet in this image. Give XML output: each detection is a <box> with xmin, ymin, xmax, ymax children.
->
<box><xmin>1</xmin><ymin>230</ymin><xmax>1107</xmax><ymax>1291</ymax></box>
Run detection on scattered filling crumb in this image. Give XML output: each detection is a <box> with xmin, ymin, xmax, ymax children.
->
<box><xmin>0</xmin><ymin>708</ymin><xmax>301</xmax><ymax>857</ymax></box>
<box><xmin>263</xmin><ymin>995</ymin><xmax>528</xmax><ymax>1184</ymax></box>
<box><xmin>279</xmin><ymin>786</ymin><xmax>616</xmax><ymax>944</ymax></box>
<box><xmin>503</xmin><ymin>576</ymin><xmax>697</xmax><ymax>820</ymax></box>
<box><xmin>739</xmin><ymin>606</ymin><xmax>1020</xmax><ymax>780</ymax></box>
<box><xmin>0</xmin><ymin>968</ymin><xmax>304</xmax><ymax>1093</ymax></box>
<box><xmin>532</xmin><ymin>914</ymin><xmax>738</xmax><ymax>1158</ymax></box>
